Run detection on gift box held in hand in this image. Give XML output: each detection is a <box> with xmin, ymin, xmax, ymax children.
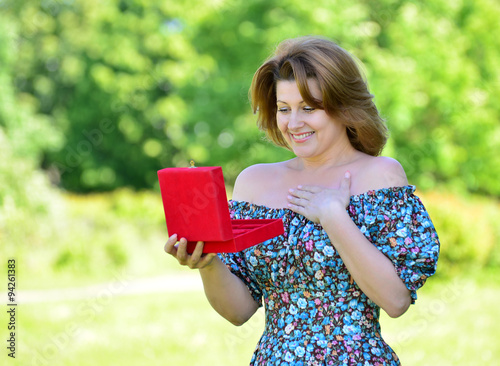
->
<box><xmin>158</xmin><ymin>165</ymin><xmax>284</xmax><ymax>253</ymax></box>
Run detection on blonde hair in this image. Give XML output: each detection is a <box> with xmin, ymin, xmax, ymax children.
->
<box><xmin>250</xmin><ymin>36</ymin><xmax>388</xmax><ymax>156</ymax></box>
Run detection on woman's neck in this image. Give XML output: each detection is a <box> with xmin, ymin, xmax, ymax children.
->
<box><xmin>291</xmin><ymin>143</ymin><xmax>363</xmax><ymax>172</ymax></box>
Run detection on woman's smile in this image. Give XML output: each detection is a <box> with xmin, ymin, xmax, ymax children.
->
<box><xmin>290</xmin><ymin>131</ymin><xmax>315</xmax><ymax>142</ymax></box>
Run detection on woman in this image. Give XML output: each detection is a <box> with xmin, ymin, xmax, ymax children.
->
<box><xmin>165</xmin><ymin>36</ymin><xmax>440</xmax><ymax>365</ymax></box>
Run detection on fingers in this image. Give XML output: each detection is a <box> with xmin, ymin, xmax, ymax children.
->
<box><xmin>164</xmin><ymin>234</ymin><xmax>178</xmax><ymax>255</ymax></box>
<box><xmin>287</xmin><ymin>201</ymin><xmax>304</xmax><ymax>214</ymax></box>
<box><xmin>176</xmin><ymin>237</ymin><xmax>189</xmax><ymax>264</ymax></box>
<box><xmin>287</xmin><ymin>176</ymin><xmax>352</xmax><ymax>223</ymax></box>
<box><xmin>190</xmin><ymin>241</ymin><xmax>204</xmax><ymax>263</ymax></box>
<box><xmin>290</xmin><ymin>174</ymin><xmax>352</xmax><ymax>196</ymax></box>
<box><xmin>184</xmin><ymin>241</ymin><xmax>217</xmax><ymax>269</ymax></box>
<box><xmin>288</xmin><ymin>185</ymin><xmax>317</xmax><ymax>203</ymax></box>
<box><xmin>287</xmin><ymin>190</ymin><xmax>308</xmax><ymax>207</ymax></box>
<box><xmin>287</xmin><ymin>195</ymin><xmax>310</xmax><ymax>214</ymax></box>
<box><xmin>292</xmin><ymin>185</ymin><xmax>321</xmax><ymax>194</ymax></box>
<box><xmin>164</xmin><ymin>235</ymin><xmax>215</xmax><ymax>269</ymax></box>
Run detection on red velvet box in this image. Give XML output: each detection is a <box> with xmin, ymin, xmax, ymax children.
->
<box><xmin>157</xmin><ymin>166</ymin><xmax>284</xmax><ymax>253</ymax></box>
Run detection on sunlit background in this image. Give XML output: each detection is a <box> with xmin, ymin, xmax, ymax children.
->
<box><xmin>1</xmin><ymin>0</ymin><xmax>499</xmax><ymax>365</ymax></box>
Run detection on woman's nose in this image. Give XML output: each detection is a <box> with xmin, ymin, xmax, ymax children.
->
<box><xmin>288</xmin><ymin>111</ymin><xmax>304</xmax><ymax>130</ymax></box>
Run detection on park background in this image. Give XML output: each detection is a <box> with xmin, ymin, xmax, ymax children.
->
<box><xmin>1</xmin><ymin>0</ymin><xmax>499</xmax><ymax>365</ymax></box>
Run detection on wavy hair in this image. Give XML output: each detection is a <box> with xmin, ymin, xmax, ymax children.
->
<box><xmin>250</xmin><ymin>36</ymin><xmax>388</xmax><ymax>156</ymax></box>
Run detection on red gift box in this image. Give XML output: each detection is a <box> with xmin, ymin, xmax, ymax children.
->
<box><xmin>157</xmin><ymin>166</ymin><xmax>284</xmax><ymax>253</ymax></box>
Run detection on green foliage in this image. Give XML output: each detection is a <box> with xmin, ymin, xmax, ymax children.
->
<box><xmin>4</xmin><ymin>0</ymin><xmax>499</xmax><ymax>195</ymax></box>
<box><xmin>5</xmin><ymin>0</ymin><xmax>218</xmax><ymax>191</ymax></box>
<box><xmin>363</xmin><ymin>0</ymin><xmax>500</xmax><ymax>195</ymax></box>
<box><xmin>1</xmin><ymin>188</ymin><xmax>169</xmax><ymax>289</ymax></box>
<box><xmin>419</xmin><ymin>190</ymin><xmax>500</xmax><ymax>273</ymax></box>
<box><xmin>0</xmin><ymin>14</ymin><xmax>63</xmax><ymax>250</ymax></box>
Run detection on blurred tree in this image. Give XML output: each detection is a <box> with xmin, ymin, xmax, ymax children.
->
<box><xmin>8</xmin><ymin>0</ymin><xmax>216</xmax><ymax>191</ymax></box>
<box><xmin>5</xmin><ymin>0</ymin><xmax>500</xmax><ymax>195</ymax></box>
<box><xmin>0</xmin><ymin>11</ymin><xmax>63</xmax><ymax>247</ymax></box>
<box><xmin>360</xmin><ymin>0</ymin><xmax>500</xmax><ymax>195</ymax></box>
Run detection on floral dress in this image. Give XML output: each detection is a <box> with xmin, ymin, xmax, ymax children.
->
<box><xmin>219</xmin><ymin>186</ymin><xmax>440</xmax><ymax>366</ymax></box>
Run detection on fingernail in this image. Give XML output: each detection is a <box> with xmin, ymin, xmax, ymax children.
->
<box><xmin>345</xmin><ymin>172</ymin><xmax>350</xmax><ymax>178</ymax></box>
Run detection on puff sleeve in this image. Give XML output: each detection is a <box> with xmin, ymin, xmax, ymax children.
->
<box><xmin>217</xmin><ymin>202</ymin><xmax>263</xmax><ymax>307</ymax></box>
<box><xmin>349</xmin><ymin>186</ymin><xmax>440</xmax><ymax>303</ymax></box>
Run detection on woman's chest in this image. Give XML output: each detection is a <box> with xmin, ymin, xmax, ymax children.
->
<box><xmin>250</xmin><ymin>172</ymin><xmax>345</xmax><ymax>209</ymax></box>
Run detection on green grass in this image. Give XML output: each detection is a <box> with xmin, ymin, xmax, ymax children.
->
<box><xmin>381</xmin><ymin>276</ymin><xmax>500</xmax><ymax>365</ymax></box>
<box><xmin>13</xmin><ymin>290</ymin><xmax>262</xmax><ymax>366</ymax></box>
<box><xmin>6</xmin><ymin>274</ymin><xmax>499</xmax><ymax>366</ymax></box>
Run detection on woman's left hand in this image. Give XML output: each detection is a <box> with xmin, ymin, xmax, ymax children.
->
<box><xmin>287</xmin><ymin>171</ymin><xmax>352</xmax><ymax>224</ymax></box>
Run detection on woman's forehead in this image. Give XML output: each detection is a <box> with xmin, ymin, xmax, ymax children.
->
<box><xmin>276</xmin><ymin>79</ymin><xmax>321</xmax><ymax>101</ymax></box>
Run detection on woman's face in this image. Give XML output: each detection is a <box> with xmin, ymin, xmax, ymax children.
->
<box><xmin>276</xmin><ymin>79</ymin><xmax>348</xmax><ymax>160</ymax></box>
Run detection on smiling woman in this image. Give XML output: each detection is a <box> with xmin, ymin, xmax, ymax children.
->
<box><xmin>164</xmin><ymin>35</ymin><xmax>440</xmax><ymax>366</ymax></box>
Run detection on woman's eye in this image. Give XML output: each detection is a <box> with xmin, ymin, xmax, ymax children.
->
<box><xmin>303</xmin><ymin>107</ymin><xmax>315</xmax><ymax>112</ymax></box>
<box><xmin>277</xmin><ymin>107</ymin><xmax>289</xmax><ymax>113</ymax></box>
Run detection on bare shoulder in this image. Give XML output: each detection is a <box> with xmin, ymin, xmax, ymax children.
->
<box><xmin>231</xmin><ymin>162</ymin><xmax>285</xmax><ymax>202</ymax></box>
<box><xmin>354</xmin><ymin>156</ymin><xmax>408</xmax><ymax>193</ymax></box>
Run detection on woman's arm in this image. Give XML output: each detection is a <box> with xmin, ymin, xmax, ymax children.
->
<box><xmin>164</xmin><ymin>236</ymin><xmax>260</xmax><ymax>325</ymax></box>
<box><xmin>321</xmin><ymin>207</ymin><xmax>411</xmax><ymax>318</ymax></box>
<box><xmin>287</xmin><ymin>167</ymin><xmax>412</xmax><ymax>318</ymax></box>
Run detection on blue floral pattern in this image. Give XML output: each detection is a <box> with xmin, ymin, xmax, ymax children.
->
<box><xmin>219</xmin><ymin>185</ymin><xmax>440</xmax><ymax>365</ymax></box>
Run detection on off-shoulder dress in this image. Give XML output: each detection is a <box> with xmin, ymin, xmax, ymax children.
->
<box><xmin>219</xmin><ymin>185</ymin><xmax>440</xmax><ymax>366</ymax></box>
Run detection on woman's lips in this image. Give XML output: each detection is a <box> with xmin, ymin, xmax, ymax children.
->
<box><xmin>290</xmin><ymin>131</ymin><xmax>315</xmax><ymax>142</ymax></box>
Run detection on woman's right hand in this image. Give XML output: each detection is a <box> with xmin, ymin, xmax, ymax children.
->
<box><xmin>164</xmin><ymin>234</ymin><xmax>217</xmax><ymax>269</ymax></box>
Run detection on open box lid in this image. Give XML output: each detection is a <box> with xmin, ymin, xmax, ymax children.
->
<box><xmin>157</xmin><ymin>166</ymin><xmax>233</xmax><ymax>242</ymax></box>
<box><xmin>157</xmin><ymin>165</ymin><xmax>285</xmax><ymax>253</ymax></box>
